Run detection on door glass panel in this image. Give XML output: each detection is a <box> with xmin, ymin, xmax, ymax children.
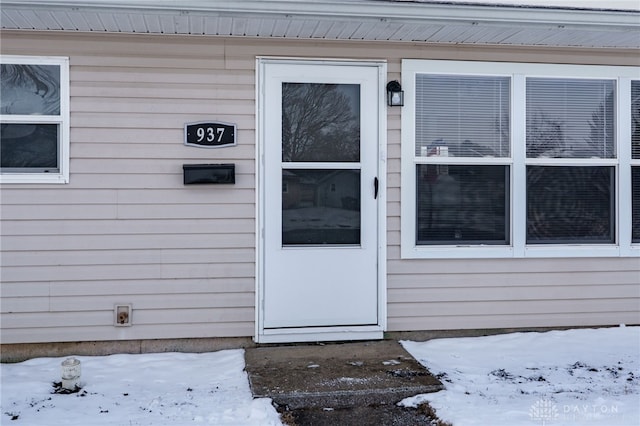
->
<box><xmin>282</xmin><ymin>169</ymin><xmax>361</xmax><ymax>245</ymax></box>
<box><xmin>282</xmin><ymin>83</ymin><xmax>360</xmax><ymax>162</ymax></box>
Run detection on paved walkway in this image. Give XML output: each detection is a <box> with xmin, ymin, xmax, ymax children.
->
<box><xmin>244</xmin><ymin>340</ymin><xmax>444</xmax><ymax>425</ymax></box>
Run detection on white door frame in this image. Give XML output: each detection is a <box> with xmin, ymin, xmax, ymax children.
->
<box><xmin>255</xmin><ymin>57</ymin><xmax>387</xmax><ymax>343</ymax></box>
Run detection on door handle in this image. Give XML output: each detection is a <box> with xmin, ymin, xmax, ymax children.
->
<box><xmin>374</xmin><ymin>177</ymin><xmax>379</xmax><ymax>199</ymax></box>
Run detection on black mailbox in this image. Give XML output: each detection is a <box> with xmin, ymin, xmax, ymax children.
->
<box><xmin>183</xmin><ymin>164</ymin><xmax>235</xmax><ymax>185</ymax></box>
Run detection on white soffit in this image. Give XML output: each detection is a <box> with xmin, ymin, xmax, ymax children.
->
<box><xmin>1</xmin><ymin>0</ymin><xmax>639</xmax><ymax>49</ymax></box>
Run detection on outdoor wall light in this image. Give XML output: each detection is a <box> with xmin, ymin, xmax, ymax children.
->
<box><xmin>386</xmin><ymin>80</ymin><xmax>404</xmax><ymax>106</ymax></box>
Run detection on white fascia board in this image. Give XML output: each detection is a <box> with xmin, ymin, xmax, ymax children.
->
<box><xmin>420</xmin><ymin>1</ymin><xmax>639</xmax><ymax>11</ymax></box>
<box><xmin>3</xmin><ymin>0</ymin><xmax>639</xmax><ymax>30</ymax></box>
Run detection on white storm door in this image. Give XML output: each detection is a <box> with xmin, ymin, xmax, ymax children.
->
<box><xmin>261</xmin><ymin>61</ymin><xmax>380</xmax><ymax>331</ymax></box>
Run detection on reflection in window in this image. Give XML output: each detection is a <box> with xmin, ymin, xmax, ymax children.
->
<box><xmin>633</xmin><ymin>167</ymin><xmax>640</xmax><ymax>243</ymax></box>
<box><xmin>526</xmin><ymin>78</ymin><xmax>615</xmax><ymax>159</ymax></box>
<box><xmin>1</xmin><ymin>64</ymin><xmax>60</xmax><ymax>115</ymax></box>
<box><xmin>282</xmin><ymin>169</ymin><xmax>360</xmax><ymax>245</ymax></box>
<box><xmin>1</xmin><ymin>62</ymin><xmax>63</xmax><ymax>175</ymax></box>
<box><xmin>527</xmin><ymin>166</ymin><xmax>614</xmax><ymax>244</ymax></box>
<box><xmin>416</xmin><ymin>165</ymin><xmax>509</xmax><ymax>245</ymax></box>
<box><xmin>0</xmin><ymin>124</ymin><xmax>58</xmax><ymax>170</ymax></box>
<box><xmin>415</xmin><ymin>74</ymin><xmax>510</xmax><ymax>158</ymax></box>
<box><xmin>282</xmin><ymin>83</ymin><xmax>360</xmax><ymax>163</ymax></box>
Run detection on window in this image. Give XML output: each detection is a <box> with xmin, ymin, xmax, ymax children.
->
<box><xmin>0</xmin><ymin>56</ymin><xmax>69</xmax><ymax>183</ymax></box>
<box><xmin>525</xmin><ymin>78</ymin><xmax>615</xmax><ymax>245</ymax></box>
<box><xmin>401</xmin><ymin>60</ymin><xmax>639</xmax><ymax>258</ymax></box>
<box><xmin>632</xmin><ymin>80</ymin><xmax>640</xmax><ymax>243</ymax></box>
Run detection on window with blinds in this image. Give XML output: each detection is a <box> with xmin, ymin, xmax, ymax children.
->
<box><xmin>526</xmin><ymin>78</ymin><xmax>615</xmax><ymax>159</ymax></box>
<box><xmin>416</xmin><ymin>75</ymin><xmax>510</xmax><ymax>158</ymax></box>
<box><xmin>414</xmin><ymin>74</ymin><xmax>510</xmax><ymax>245</ymax></box>
<box><xmin>632</xmin><ymin>80</ymin><xmax>640</xmax><ymax>243</ymax></box>
<box><xmin>402</xmin><ymin>59</ymin><xmax>638</xmax><ymax>257</ymax></box>
<box><xmin>525</xmin><ymin>78</ymin><xmax>616</xmax><ymax>244</ymax></box>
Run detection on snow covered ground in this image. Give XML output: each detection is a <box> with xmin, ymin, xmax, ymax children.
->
<box><xmin>402</xmin><ymin>326</ymin><xmax>640</xmax><ymax>426</ymax></box>
<box><xmin>1</xmin><ymin>326</ymin><xmax>638</xmax><ymax>426</ymax></box>
<box><xmin>0</xmin><ymin>350</ymin><xmax>282</xmax><ymax>425</ymax></box>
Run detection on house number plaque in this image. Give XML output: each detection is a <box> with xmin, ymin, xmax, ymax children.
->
<box><xmin>184</xmin><ymin>121</ymin><xmax>236</xmax><ymax>148</ymax></box>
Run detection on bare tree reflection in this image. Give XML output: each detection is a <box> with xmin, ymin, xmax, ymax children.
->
<box><xmin>526</xmin><ymin>111</ymin><xmax>565</xmax><ymax>158</ymax></box>
<box><xmin>1</xmin><ymin>64</ymin><xmax>60</xmax><ymax>115</ymax></box>
<box><xmin>282</xmin><ymin>83</ymin><xmax>359</xmax><ymax>162</ymax></box>
<box><xmin>588</xmin><ymin>91</ymin><xmax>615</xmax><ymax>158</ymax></box>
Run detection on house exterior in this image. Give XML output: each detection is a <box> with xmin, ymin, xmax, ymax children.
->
<box><xmin>1</xmin><ymin>0</ymin><xmax>639</xmax><ymax>353</ymax></box>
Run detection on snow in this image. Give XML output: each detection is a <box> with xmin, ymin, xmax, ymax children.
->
<box><xmin>401</xmin><ymin>326</ymin><xmax>640</xmax><ymax>426</ymax></box>
<box><xmin>0</xmin><ymin>350</ymin><xmax>282</xmax><ymax>426</ymax></box>
<box><xmin>1</xmin><ymin>327</ymin><xmax>638</xmax><ymax>425</ymax></box>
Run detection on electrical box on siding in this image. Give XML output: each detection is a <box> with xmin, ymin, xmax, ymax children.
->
<box><xmin>183</xmin><ymin>164</ymin><xmax>235</xmax><ymax>185</ymax></box>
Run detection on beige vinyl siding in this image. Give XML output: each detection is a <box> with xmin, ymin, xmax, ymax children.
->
<box><xmin>1</xmin><ymin>31</ymin><xmax>639</xmax><ymax>344</ymax></box>
<box><xmin>1</xmin><ymin>33</ymin><xmax>256</xmax><ymax>344</ymax></box>
<box><xmin>386</xmin><ymin>258</ymin><xmax>640</xmax><ymax>331</ymax></box>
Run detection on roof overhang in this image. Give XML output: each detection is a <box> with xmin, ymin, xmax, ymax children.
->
<box><xmin>1</xmin><ymin>0</ymin><xmax>639</xmax><ymax>49</ymax></box>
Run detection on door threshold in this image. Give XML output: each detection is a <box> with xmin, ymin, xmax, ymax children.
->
<box><xmin>257</xmin><ymin>326</ymin><xmax>383</xmax><ymax>344</ymax></box>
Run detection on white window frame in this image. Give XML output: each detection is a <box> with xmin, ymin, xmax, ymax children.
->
<box><xmin>401</xmin><ymin>59</ymin><xmax>640</xmax><ymax>259</ymax></box>
<box><xmin>0</xmin><ymin>55</ymin><xmax>70</xmax><ymax>184</ymax></box>
<box><xmin>631</xmin><ymin>79</ymin><xmax>640</xmax><ymax>252</ymax></box>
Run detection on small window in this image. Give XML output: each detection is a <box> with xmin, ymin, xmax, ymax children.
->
<box><xmin>0</xmin><ymin>56</ymin><xmax>69</xmax><ymax>183</ymax></box>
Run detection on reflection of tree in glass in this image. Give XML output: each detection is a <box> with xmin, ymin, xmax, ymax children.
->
<box><xmin>588</xmin><ymin>91</ymin><xmax>615</xmax><ymax>158</ymax></box>
<box><xmin>1</xmin><ymin>64</ymin><xmax>60</xmax><ymax>115</ymax></box>
<box><xmin>526</xmin><ymin>79</ymin><xmax>614</xmax><ymax>159</ymax></box>
<box><xmin>0</xmin><ymin>124</ymin><xmax>58</xmax><ymax>168</ymax></box>
<box><xmin>1</xmin><ymin>64</ymin><xmax>60</xmax><ymax>169</ymax></box>
<box><xmin>282</xmin><ymin>83</ymin><xmax>359</xmax><ymax>162</ymax></box>
<box><xmin>527</xmin><ymin>166</ymin><xmax>613</xmax><ymax>243</ymax></box>
<box><xmin>490</xmin><ymin>113</ymin><xmax>510</xmax><ymax>158</ymax></box>
<box><xmin>526</xmin><ymin>111</ymin><xmax>564</xmax><ymax>158</ymax></box>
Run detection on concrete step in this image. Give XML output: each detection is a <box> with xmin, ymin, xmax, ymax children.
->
<box><xmin>244</xmin><ymin>340</ymin><xmax>443</xmax><ymax>411</ymax></box>
<box><xmin>281</xmin><ymin>404</ymin><xmax>441</xmax><ymax>426</ymax></box>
